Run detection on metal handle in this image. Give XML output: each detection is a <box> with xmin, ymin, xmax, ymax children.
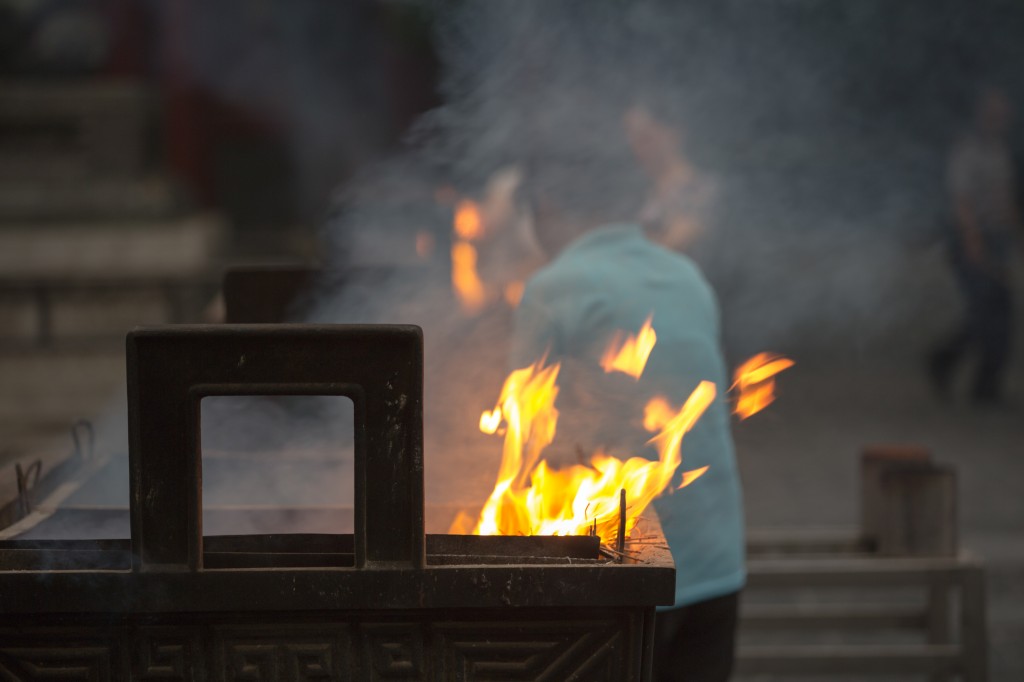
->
<box><xmin>127</xmin><ymin>324</ymin><xmax>424</xmax><ymax>572</ymax></box>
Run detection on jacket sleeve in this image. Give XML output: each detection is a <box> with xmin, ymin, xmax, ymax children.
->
<box><xmin>509</xmin><ymin>284</ymin><xmax>560</xmax><ymax>369</ymax></box>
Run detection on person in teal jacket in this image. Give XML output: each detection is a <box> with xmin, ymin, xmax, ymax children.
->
<box><xmin>506</xmin><ymin>153</ymin><xmax>743</xmax><ymax>682</ymax></box>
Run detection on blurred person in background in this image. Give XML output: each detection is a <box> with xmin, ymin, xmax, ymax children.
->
<box><xmin>624</xmin><ymin>104</ymin><xmax>717</xmax><ymax>253</ymax></box>
<box><xmin>473</xmin><ymin>165</ymin><xmax>549</xmax><ymax>297</ymax></box>
<box><xmin>505</xmin><ymin>123</ymin><xmax>742</xmax><ymax>680</ymax></box>
<box><xmin>929</xmin><ymin>88</ymin><xmax>1022</xmax><ymax>406</ymax></box>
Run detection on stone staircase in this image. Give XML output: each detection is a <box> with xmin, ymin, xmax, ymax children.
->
<box><xmin>0</xmin><ymin>79</ymin><xmax>225</xmax><ymax>464</ymax></box>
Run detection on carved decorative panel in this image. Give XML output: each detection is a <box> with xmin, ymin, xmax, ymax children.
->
<box><xmin>436</xmin><ymin>620</ymin><xmax>629</xmax><ymax>681</ymax></box>
<box><xmin>0</xmin><ymin>610</ymin><xmax>647</xmax><ymax>681</ymax></box>
<box><xmin>212</xmin><ymin>626</ymin><xmax>349</xmax><ymax>682</ymax></box>
<box><xmin>0</xmin><ymin>645</ymin><xmax>114</xmax><ymax>681</ymax></box>
<box><xmin>132</xmin><ymin>629</ymin><xmax>200</xmax><ymax>680</ymax></box>
<box><xmin>360</xmin><ymin>623</ymin><xmax>427</xmax><ymax>680</ymax></box>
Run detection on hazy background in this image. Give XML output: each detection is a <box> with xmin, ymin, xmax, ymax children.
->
<box><xmin>1</xmin><ymin>0</ymin><xmax>1023</xmax><ymax>677</ymax></box>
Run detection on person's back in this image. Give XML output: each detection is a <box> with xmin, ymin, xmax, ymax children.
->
<box><xmin>948</xmin><ymin>131</ymin><xmax>1016</xmax><ymax>235</ymax></box>
<box><xmin>510</xmin><ymin>223</ymin><xmax>745</xmax><ymax>609</ymax></box>
<box><xmin>504</xmin><ymin>121</ymin><xmax>744</xmax><ymax>678</ymax></box>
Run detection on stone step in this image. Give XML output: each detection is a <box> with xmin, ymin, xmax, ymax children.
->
<box><xmin>0</xmin><ymin>79</ymin><xmax>151</xmax><ymax>180</ymax></box>
<box><xmin>0</xmin><ymin>212</ymin><xmax>226</xmax><ymax>280</ymax></box>
<box><xmin>0</xmin><ymin>288</ymin><xmax>179</xmax><ymax>345</ymax></box>
<box><xmin>0</xmin><ymin>176</ymin><xmax>182</xmax><ymax>222</ymax></box>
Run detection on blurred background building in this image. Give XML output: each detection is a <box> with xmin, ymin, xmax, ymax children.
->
<box><xmin>0</xmin><ymin>0</ymin><xmax>442</xmax><ymax>455</ymax></box>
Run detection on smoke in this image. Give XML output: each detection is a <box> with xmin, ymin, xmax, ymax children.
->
<box><xmin>306</xmin><ymin>0</ymin><xmax>1024</xmax><ymax>514</ymax></box>
<box><xmin>407</xmin><ymin>1</ymin><xmax>1006</xmax><ymax>355</ymax></box>
<box><xmin>164</xmin><ymin>0</ymin><xmax>1024</xmax><ymax>357</ymax></box>
<box><xmin>205</xmin><ymin>0</ymin><xmax>1024</xmax><ymax>515</ymax></box>
<box><xmin>18</xmin><ymin>1</ymin><xmax>1024</xmax><ymax>537</ymax></box>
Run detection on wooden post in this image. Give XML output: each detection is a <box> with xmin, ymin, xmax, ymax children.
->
<box><xmin>928</xmin><ymin>583</ymin><xmax>953</xmax><ymax>682</ymax></box>
<box><xmin>861</xmin><ymin>445</ymin><xmax>931</xmax><ymax>549</ymax></box>
<box><xmin>961</xmin><ymin>564</ymin><xmax>989</xmax><ymax>682</ymax></box>
<box><xmin>878</xmin><ymin>463</ymin><xmax>957</xmax><ymax>557</ymax></box>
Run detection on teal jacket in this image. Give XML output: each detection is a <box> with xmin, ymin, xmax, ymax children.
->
<box><xmin>510</xmin><ymin>224</ymin><xmax>745</xmax><ymax>607</ymax></box>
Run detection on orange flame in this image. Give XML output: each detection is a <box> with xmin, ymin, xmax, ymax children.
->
<box><xmin>600</xmin><ymin>315</ymin><xmax>657</xmax><ymax>379</ymax></box>
<box><xmin>643</xmin><ymin>400</ymin><xmax>710</xmax><ymax>488</ymax></box>
<box><xmin>455</xmin><ymin>355</ymin><xmax>715</xmax><ymax>543</ymax></box>
<box><xmin>678</xmin><ymin>465</ymin><xmax>709</xmax><ymax>490</ymax></box>
<box><xmin>451</xmin><ymin>198</ymin><xmax>491</xmax><ymax>314</ymax></box>
<box><xmin>454</xmin><ymin>199</ymin><xmax>484</xmax><ymax>240</ymax></box>
<box><xmin>731</xmin><ymin>352</ymin><xmax>794</xmax><ymax>419</ymax></box>
<box><xmin>451</xmin><ymin>241</ymin><xmax>488</xmax><ymax>313</ymax></box>
<box><xmin>643</xmin><ymin>396</ymin><xmax>676</xmax><ymax>433</ymax></box>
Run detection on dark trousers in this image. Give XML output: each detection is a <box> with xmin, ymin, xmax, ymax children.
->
<box><xmin>931</xmin><ymin>240</ymin><xmax>1013</xmax><ymax>401</ymax></box>
<box><xmin>652</xmin><ymin>591</ymin><xmax>739</xmax><ymax>682</ymax></box>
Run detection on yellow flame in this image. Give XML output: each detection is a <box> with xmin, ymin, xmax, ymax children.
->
<box><xmin>678</xmin><ymin>465</ymin><xmax>709</xmax><ymax>489</ymax></box>
<box><xmin>454</xmin><ymin>199</ymin><xmax>484</xmax><ymax>240</ymax></box>
<box><xmin>644</xmin><ymin>399</ymin><xmax>712</xmax><ymax>487</ymax></box>
<box><xmin>455</xmin><ymin>355</ymin><xmax>715</xmax><ymax>543</ymax></box>
<box><xmin>472</xmin><ymin>359</ymin><xmax>561</xmax><ymax>536</ymax></box>
<box><xmin>600</xmin><ymin>315</ymin><xmax>657</xmax><ymax>379</ymax></box>
<box><xmin>479</xmin><ymin>407</ymin><xmax>503</xmax><ymax>434</ymax></box>
<box><xmin>731</xmin><ymin>352</ymin><xmax>794</xmax><ymax>419</ymax></box>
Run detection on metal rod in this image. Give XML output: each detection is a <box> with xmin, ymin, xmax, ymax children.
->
<box><xmin>15</xmin><ymin>460</ymin><xmax>42</xmax><ymax>518</ymax></box>
<box><xmin>617</xmin><ymin>488</ymin><xmax>626</xmax><ymax>561</ymax></box>
<box><xmin>71</xmin><ymin>419</ymin><xmax>95</xmax><ymax>461</ymax></box>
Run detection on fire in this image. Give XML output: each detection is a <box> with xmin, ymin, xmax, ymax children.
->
<box><xmin>450</xmin><ymin>197</ymin><xmax>487</xmax><ymax>313</ymax></box>
<box><xmin>600</xmin><ymin>315</ymin><xmax>657</xmax><ymax>379</ymax></box>
<box><xmin>448</xmin><ymin>195</ymin><xmax>528</xmax><ymax>313</ymax></box>
<box><xmin>642</xmin><ymin>396</ymin><xmax>676</xmax><ymax>433</ymax></box>
<box><xmin>454</xmin><ymin>199</ymin><xmax>484</xmax><ymax>240</ymax></box>
<box><xmin>678</xmin><ymin>465</ymin><xmax>709</xmax><ymax>490</ymax></box>
<box><xmin>451</xmin><ymin>241</ymin><xmax>488</xmax><ymax>313</ymax></box>
<box><xmin>471</xmin><ymin>359</ymin><xmax>561</xmax><ymax>536</ymax></box>
<box><xmin>731</xmin><ymin>352</ymin><xmax>794</xmax><ymax>419</ymax></box>
<box><xmin>455</xmin><ymin>354</ymin><xmax>716</xmax><ymax>543</ymax></box>
<box><xmin>451</xmin><ymin>198</ymin><xmax>491</xmax><ymax>314</ymax></box>
<box><xmin>642</xmin><ymin>398</ymin><xmax>709</xmax><ymax>489</ymax></box>
<box><xmin>479</xmin><ymin>407</ymin><xmax>503</xmax><ymax>434</ymax></box>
